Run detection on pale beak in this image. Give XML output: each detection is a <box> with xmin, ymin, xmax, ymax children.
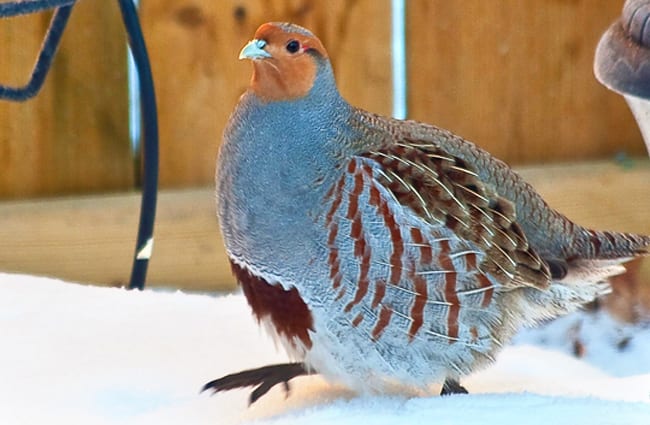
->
<box><xmin>239</xmin><ymin>39</ymin><xmax>272</xmax><ymax>60</ymax></box>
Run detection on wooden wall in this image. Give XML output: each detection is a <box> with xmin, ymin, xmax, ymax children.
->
<box><xmin>0</xmin><ymin>0</ymin><xmax>645</xmax><ymax>198</ymax></box>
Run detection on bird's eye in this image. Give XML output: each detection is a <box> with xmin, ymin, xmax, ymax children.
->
<box><xmin>286</xmin><ymin>40</ymin><xmax>300</xmax><ymax>54</ymax></box>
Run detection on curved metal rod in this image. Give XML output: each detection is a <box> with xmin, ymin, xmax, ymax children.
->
<box><xmin>0</xmin><ymin>0</ymin><xmax>75</xmax><ymax>17</ymax></box>
<box><xmin>0</xmin><ymin>4</ymin><xmax>74</xmax><ymax>101</ymax></box>
<box><xmin>117</xmin><ymin>0</ymin><xmax>159</xmax><ymax>290</ymax></box>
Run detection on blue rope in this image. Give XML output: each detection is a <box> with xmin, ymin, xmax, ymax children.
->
<box><xmin>0</xmin><ymin>0</ymin><xmax>159</xmax><ymax>291</ymax></box>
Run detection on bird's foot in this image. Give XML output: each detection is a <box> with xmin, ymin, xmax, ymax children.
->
<box><xmin>202</xmin><ymin>362</ymin><xmax>314</xmax><ymax>405</ymax></box>
<box><xmin>440</xmin><ymin>378</ymin><xmax>468</xmax><ymax>396</ymax></box>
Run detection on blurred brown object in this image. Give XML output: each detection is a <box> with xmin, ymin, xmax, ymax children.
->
<box><xmin>594</xmin><ymin>0</ymin><xmax>650</xmax><ymax>99</ymax></box>
<box><xmin>594</xmin><ymin>0</ymin><xmax>650</xmax><ymax>156</ymax></box>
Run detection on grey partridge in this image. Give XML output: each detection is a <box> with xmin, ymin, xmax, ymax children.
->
<box><xmin>205</xmin><ymin>22</ymin><xmax>650</xmax><ymax>404</ymax></box>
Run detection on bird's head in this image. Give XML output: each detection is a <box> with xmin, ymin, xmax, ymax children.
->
<box><xmin>239</xmin><ymin>22</ymin><xmax>332</xmax><ymax>102</ymax></box>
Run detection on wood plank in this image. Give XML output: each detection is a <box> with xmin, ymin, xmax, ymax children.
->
<box><xmin>0</xmin><ymin>159</ymin><xmax>647</xmax><ymax>293</ymax></box>
<box><xmin>0</xmin><ymin>188</ymin><xmax>230</xmax><ymax>291</ymax></box>
<box><xmin>139</xmin><ymin>0</ymin><xmax>392</xmax><ymax>188</ymax></box>
<box><xmin>407</xmin><ymin>0</ymin><xmax>645</xmax><ymax>164</ymax></box>
<box><xmin>0</xmin><ymin>1</ymin><xmax>132</xmax><ymax>199</ymax></box>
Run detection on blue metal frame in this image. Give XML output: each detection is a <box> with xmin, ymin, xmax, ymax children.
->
<box><xmin>0</xmin><ymin>0</ymin><xmax>159</xmax><ymax>290</ymax></box>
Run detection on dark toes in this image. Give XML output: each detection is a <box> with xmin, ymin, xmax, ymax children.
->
<box><xmin>202</xmin><ymin>362</ymin><xmax>313</xmax><ymax>404</ymax></box>
<box><xmin>250</xmin><ymin>380</ymin><xmax>284</xmax><ymax>405</ymax></box>
<box><xmin>440</xmin><ymin>378</ymin><xmax>468</xmax><ymax>396</ymax></box>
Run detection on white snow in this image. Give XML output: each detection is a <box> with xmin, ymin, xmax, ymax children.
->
<box><xmin>515</xmin><ymin>308</ymin><xmax>650</xmax><ymax>378</ymax></box>
<box><xmin>1</xmin><ymin>272</ymin><xmax>649</xmax><ymax>425</ymax></box>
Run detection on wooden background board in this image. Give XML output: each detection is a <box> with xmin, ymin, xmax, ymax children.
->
<box><xmin>0</xmin><ymin>188</ymin><xmax>228</xmax><ymax>289</ymax></box>
<box><xmin>407</xmin><ymin>0</ymin><xmax>644</xmax><ymax>163</ymax></box>
<box><xmin>0</xmin><ymin>159</ymin><xmax>647</xmax><ymax>292</ymax></box>
<box><xmin>0</xmin><ymin>0</ymin><xmax>646</xmax><ymax>196</ymax></box>
<box><xmin>0</xmin><ymin>0</ymin><xmax>133</xmax><ymax>199</ymax></box>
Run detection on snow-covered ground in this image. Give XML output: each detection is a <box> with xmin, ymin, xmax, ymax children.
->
<box><xmin>1</xmin><ymin>272</ymin><xmax>649</xmax><ymax>425</ymax></box>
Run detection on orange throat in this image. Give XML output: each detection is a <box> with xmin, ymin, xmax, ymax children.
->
<box><xmin>250</xmin><ymin>57</ymin><xmax>317</xmax><ymax>102</ymax></box>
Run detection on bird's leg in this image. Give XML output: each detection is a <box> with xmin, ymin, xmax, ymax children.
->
<box><xmin>440</xmin><ymin>378</ymin><xmax>468</xmax><ymax>396</ymax></box>
<box><xmin>202</xmin><ymin>362</ymin><xmax>314</xmax><ymax>405</ymax></box>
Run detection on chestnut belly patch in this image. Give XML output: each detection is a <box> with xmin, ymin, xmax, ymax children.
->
<box><xmin>230</xmin><ymin>260</ymin><xmax>314</xmax><ymax>349</ymax></box>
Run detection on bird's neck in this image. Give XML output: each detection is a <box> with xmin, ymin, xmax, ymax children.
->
<box><xmin>250</xmin><ymin>59</ymin><xmax>342</xmax><ymax>105</ymax></box>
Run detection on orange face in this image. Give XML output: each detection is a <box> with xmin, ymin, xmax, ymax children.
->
<box><xmin>240</xmin><ymin>23</ymin><xmax>329</xmax><ymax>102</ymax></box>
